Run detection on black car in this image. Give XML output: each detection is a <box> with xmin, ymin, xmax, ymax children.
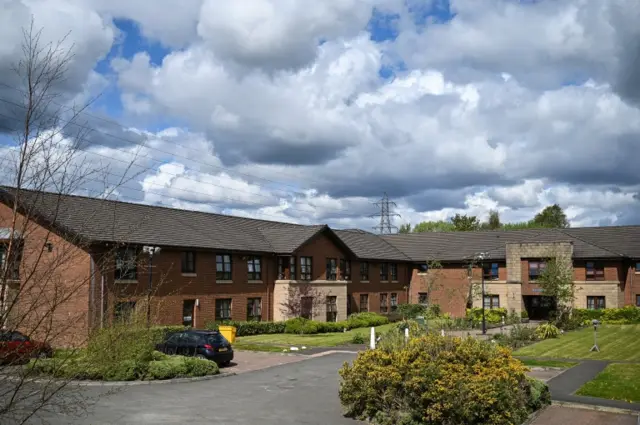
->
<box><xmin>155</xmin><ymin>330</ymin><xmax>233</xmax><ymax>365</ymax></box>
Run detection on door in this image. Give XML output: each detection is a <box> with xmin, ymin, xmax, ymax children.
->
<box><xmin>179</xmin><ymin>332</ymin><xmax>199</xmax><ymax>357</ymax></box>
<box><xmin>183</xmin><ymin>300</ymin><xmax>196</xmax><ymax>327</ymax></box>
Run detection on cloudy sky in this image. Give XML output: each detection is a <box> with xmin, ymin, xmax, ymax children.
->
<box><xmin>1</xmin><ymin>0</ymin><xmax>640</xmax><ymax>230</ymax></box>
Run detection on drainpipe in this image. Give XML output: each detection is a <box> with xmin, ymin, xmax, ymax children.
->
<box><xmin>100</xmin><ymin>275</ymin><xmax>105</xmax><ymax>328</ymax></box>
<box><xmin>90</xmin><ymin>255</ymin><xmax>95</xmax><ymax>330</ymax></box>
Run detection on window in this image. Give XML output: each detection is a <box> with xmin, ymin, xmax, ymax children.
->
<box><xmin>528</xmin><ymin>261</ymin><xmax>546</xmax><ymax>281</ymax></box>
<box><xmin>360</xmin><ymin>262</ymin><xmax>369</xmax><ymax>281</ymax></box>
<box><xmin>380</xmin><ymin>293</ymin><xmax>388</xmax><ymax>313</ymax></box>
<box><xmin>418</xmin><ymin>293</ymin><xmax>428</xmax><ymax>305</ymax></box>
<box><xmin>0</xmin><ymin>246</ymin><xmax>20</xmax><ymax>280</ymax></box>
<box><xmin>247</xmin><ymin>256</ymin><xmax>261</xmax><ymax>280</ymax></box>
<box><xmin>636</xmin><ymin>262</ymin><xmax>640</xmax><ymax>273</ymax></box>
<box><xmin>417</xmin><ymin>264</ymin><xmax>428</xmax><ymax>273</ymax></box>
<box><xmin>587</xmin><ymin>296</ymin><xmax>605</xmax><ymax>310</ymax></box>
<box><xmin>247</xmin><ymin>298</ymin><xmax>262</xmax><ymax>321</ymax></box>
<box><xmin>301</xmin><ymin>296</ymin><xmax>313</xmax><ymax>319</ymax></box>
<box><xmin>636</xmin><ymin>295</ymin><xmax>640</xmax><ymax>307</ymax></box>
<box><xmin>380</xmin><ymin>263</ymin><xmax>388</xmax><ymax>281</ymax></box>
<box><xmin>115</xmin><ymin>248</ymin><xmax>137</xmax><ymax>280</ymax></box>
<box><xmin>182</xmin><ymin>300</ymin><xmax>195</xmax><ymax>327</ymax></box>
<box><xmin>483</xmin><ymin>295</ymin><xmax>500</xmax><ymax>309</ymax></box>
<box><xmin>390</xmin><ymin>293</ymin><xmax>398</xmax><ymax>311</ymax></box>
<box><xmin>585</xmin><ymin>262</ymin><xmax>605</xmax><ymax>281</ymax></box>
<box><xmin>114</xmin><ymin>301</ymin><xmax>136</xmax><ymax>322</ymax></box>
<box><xmin>278</xmin><ymin>256</ymin><xmax>297</xmax><ymax>279</ymax></box>
<box><xmin>390</xmin><ymin>263</ymin><xmax>398</xmax><ymax>281</ymax></box>
<box><xmin>340</xmin><ymin>259</ymin><xmax>351</xmax><ymax>280</ymax></box>
<box><xmin>326</xmin><ymin>296</ymin><xmax>337</xmax><ymax>322</ymax></box>
<box><xmin>181</xmin><ymin>251</ymin><xmax>196</xmax><ymax>273</ymax></box>
<box><xmin>359</xmin><ymin>294</ymin><xmax>369</xmax><ymax>312</ymax></box>
<box><xmin>483</xmin><ymin>263</ymin><xmax>499</xmax><ymax>280</ymax></box>
<box><xmin>326</xmin><ymin>258</ymin><xmax>337</xmax><ymax>280</ymax></box>
<box><xmin>216</xmin><ymin>254</ymin><xmax>232</xmax><ymax>281</ymax></box>
<box><xmin>300</xmin><ymin>256</ymin><xmax>312</xmax><ymax>280</ymax></box>
<box><xmin>215</xmin><ymin>299</ymin><xmax>232</xmax><ymax>320</ymax></box>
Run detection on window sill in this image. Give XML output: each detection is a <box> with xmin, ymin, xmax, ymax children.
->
<box><xmin>391</xmin><ymin>280</ymin><xmax>399</xmax><ymax>283</ymax></box>
<box><xmin>360</xmin><ymin>280</ymin><xmax>370</xmax><ymax>283</ymax></box>
<box><xmin>114</xmin><ymin>279</ymin><xmax>138</xmax><ymax>284</ymax></box>
<box><xmin>217</xmin><ymin>280</ymin><xmax>233</xmax><ymax>284</ymax></box>
<box><xmin>248</xmin><ymin>280</ymin><xmax>263</xmax><ymax>284</ymax></box>
<box><xmin>181</xmin><ymin>273</ymin><xmax>197</xmax><ymax>277</ymax></box>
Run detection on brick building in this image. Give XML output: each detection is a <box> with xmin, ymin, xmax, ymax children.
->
<box><xmin>1</xmin><ymin>187</ymin><xmax>640</xmax><ymax>346</ymax></box>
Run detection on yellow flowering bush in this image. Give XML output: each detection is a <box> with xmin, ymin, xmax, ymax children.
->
<box><xmin>339</xmin><ymin>334</ymin><xmax>549</xmax><ymax>425</ymax></box>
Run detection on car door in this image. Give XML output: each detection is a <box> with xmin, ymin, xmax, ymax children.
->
<box><xmin>179</xmin><ymin>333</ymin><xmax>199</xmax><ymax>357</ymax></box>
<box><xmin>10</xmin><ymin>332</ymin><xmax>31</xmax><ymax>361</ymax></box>
<box><xmin>163</xmin><ymin>333</ymin><xmax>182</xmax><ymax>355</ymax></box>
<box><xmin>0</xmin><ymin>331</ymin><xmax>10</xmax><ymax>363</ymax></box>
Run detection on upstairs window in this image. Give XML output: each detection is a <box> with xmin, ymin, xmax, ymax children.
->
<box><xmin>380</xmin><ymin>263</ymin><xmax>389</xmax><ymax>281</ymax></box>
<box><xmin>390</xmin><ymin>263</ymin><xmax>398</xmax><ymax>281</ymax></box>
<box><xmin>115</xmin><ymin>248</ymin><xmax>137</xmax><ymax>280</ymax></box>
<box><xmin>340</xmin><ymin>258</ymin><xmax>351</xmax><ymax>280</ymax></box>
<box><xmin>278</xmin><ymin>256</ymin><xmax>296</xmax><ymax>279</ymax></box>
<box><xmin>483</xmin><ymin>263</ymin><xmax>499</xmax><ymax>280</ymax></box>
<box><xmin>300</xmin><ymin>256</ymin><xmax>312</xmax><ymax>281</ymax></box>
<box><xmin>326</xmin><ymin>258</ymin><xmax>337</xmax><ymax>280</ymax></box>
<box><xmin>247</xmin><ymin>256</ymin><xmax>262</xmax><ymax>281</ymax></box>
<box><xmin>216</xmin><ymin>254</ymin><xmax>232</xmax><ymax>280</ymax></box>
<box><xmin>181</xmin><ymin>251</ymin><xmax>196</xmax><ymax>274</ymax></box>
<box><xmin>360</xmin><ymin>262</ymin><xmax>369</xmax><ymax>281</ymax></box>
<box><xmin>528</xmin><ymin>261</ymin><xmax>546</xmax><ymax>281</ymax></box>
<box><xmin>586</xmin><ymin>262</ymin><xmax>605</xmax><ymax>281</ymax></box>
<box><xmin>636</xmin><ymin>262</ymin><xmax>640</xmax><ymax>273</ymax></box>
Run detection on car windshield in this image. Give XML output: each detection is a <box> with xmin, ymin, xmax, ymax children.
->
<box><xmin>203</xmin><ymin>333</ymin><xmax>228</xmax><ymax>346</ymax></box>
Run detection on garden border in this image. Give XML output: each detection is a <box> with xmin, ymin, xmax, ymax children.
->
<box><xmin>2</xmin><ymin>371</ymin><xmax>236</xmax><ymax>387</ymax></box>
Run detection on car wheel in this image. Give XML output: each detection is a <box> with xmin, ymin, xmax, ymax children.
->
<box><xmin>221</xmin><ymin>360</ymin><xmax>231</xmax><ymax>366</ymax></box>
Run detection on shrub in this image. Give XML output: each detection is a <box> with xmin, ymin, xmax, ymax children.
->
<box><xmin>205</xmin><ymin>320</ymin><xmax>286</xmax><ymax>336</ymax></box>
<box><xmin>339</xmin><ymin>334</ymin><xmax>548</xmax><ymax>425</ymax></box>
<box><xmin>521</xmin><ymin>310</ymin><xmax>529</xmax><ymax>319</ymax></box>
<box><xmin>535</xmin><ymin>323</ymin><xmax>559</xmax><ymax>340</ymax></box>
<box><xmin>317</xmin><ymin>321</ymin><xmax>347</xmax><ymax>333</ymax></box>
<box><xmin>284</xmin><ymin>317</ymin><xmax>319</xmax><ymax>334</ymax></box>
<box><xmin>397</xmin><ymin>303</ymin><xmax>428</xmax><ymax>319</ymax></box>
<box><xmin>527</xmin><ymin>377</ymin><xmax>551</xmax><ymax>411</ymax></box>
<box><xmin>494</xmin><ymin>324</ymin><xmax>538</xmax><ymax>350</ymax></box>
<box><xmin>346</xmin><ymin>312</ymin><xmax>389</xmax><ymax>329</ymax></box>
<box><xmin>147</xmin><ymin>357</ymin><xmax>188</xmax><ymax>380</ymax></box>
<box><xmin>351</xmin><ymin>333</ymin><xmax>366</xmax><ymax>344</ymax></box>
<box><xmin>466</xmin><ymin>307</ymin><xmax>508</xmax><ymax>324</ymax></box>
<box><xmin>426</xmin><ymin>304</ymin><xmax>442</xmax><ymax>319</ymax></box>
<box><xmin>183</xmin><ymin>357</ymin><xmax>219</xmax><ymax>377</ymax></box>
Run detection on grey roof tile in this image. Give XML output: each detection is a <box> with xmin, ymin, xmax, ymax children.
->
<box><xmin>335</xmin><ymin>229</ymin><xmax>410</xmax><ymax>261</ymax></box>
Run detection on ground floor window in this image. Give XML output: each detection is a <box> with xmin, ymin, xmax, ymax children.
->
<box><xmin>418</xmin><ymin>292</ymin><xmax>428</xmax><ymax>305</ymax></box>
<box><xmin>587</xmin><ymin>296</ymin><xmax>605</xmax><ymax>310</ymax></box>
<box><xmin>636</xmin><ymin>294</ymin><xmax>640</xmax><ymax>307</ymax></box>
<box><xmin>216</xmin><ymin>298</ymin><xmax>232</xmax><ymax>321</ymax></box>
<box><xmin>359</xmin><ymin>294</ymin><xmax>369</xmax><ymax>312</ymax></box>
<box><xmin>390</xmin><ymin>293</ymin><xmax>398</xmax><ymax>312</ymax></box>
<box><xmin>326</xmin><ymin>296</ymin><xmax>337</xmax><ymax>322</ymax></box>
<box><xmin>114</xmin><ymin>301</ymin><xmax>136</xmax><ymax>323</ymax></box>
<box><xmin>247</xmin><ymin>298</ymin><xmax>262</xmax><ymax>321</ymax></box>
<box><xmin>301</xmin><ymin>296</ymin><xmax>313</xmax><ymax>319</ymax></box>
<box><xmin>380</xmin><ymin>293</ymin><xmax>388</xmax><ymax>313</ymax></box>
<box><xmin>483</xmin><ymin>295</ymin><xmax>500</xmax><ymax>309</ymax></box>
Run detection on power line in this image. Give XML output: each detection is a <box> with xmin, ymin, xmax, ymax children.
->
<box><xmin>370</xmin><ymin>192</ymin><xmax>401</xmax><ymax>234</ymax></box>
<box><xmin>0</xmin><ymin>115</ymin><xmax>361</xmax><ymax>217</ymax></box>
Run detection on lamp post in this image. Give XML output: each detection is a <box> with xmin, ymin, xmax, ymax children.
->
<box><xmin>475</xmin><ymin>252</ymin><xmax>487</xmax><ymax>335</ymax></box>
<box><xmin>142</xmin><ymin>246</ymin><xmax>161</xmax><ymax>327</ymax></box>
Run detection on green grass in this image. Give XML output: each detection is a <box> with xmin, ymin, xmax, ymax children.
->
<box><xmin>514</xmin><ymin>325</ymin><xmax>640</xmax><ymax>361</ymax></box>
<box><xmin>232</xmin><ymin>343</ymin><xmax>290</xmax><ymax>353</ymax></box>
<box><xmin>235</xmin><ymin>323</ymin><xmax>396</xmax><ymax>348</ymax></box>
<box><xmin>577</xmin><ymin>364</ymin><xmax>640</xmax><ymax>403</ymax></box>
<box><xmin>518</xmin><ymin>358</ymin><xmax>577</xmax><ymax>368</ymax></box>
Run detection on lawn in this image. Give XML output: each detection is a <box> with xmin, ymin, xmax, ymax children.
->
<box><xmin>576</xmin><ymin>364</ymin><xmax>640</xmax><ymax>403</ymax></box>
<box><xmin>235</xmin><ymin>323</ymin><xmax>396</xmax><ymax>348</ymax></box>
<box><xmin>518</xmin><ymin>358</ymin><xmax>577</xmax><ymax>368</ymax></box>
<box><xmin>514</xmin><ymin>325</ymin><xmax>640</xmax><ymax>361</ymax></box>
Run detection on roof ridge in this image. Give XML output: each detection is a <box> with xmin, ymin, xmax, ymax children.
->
<box><xmin>552</xmin><ymin>228</ymin><xmax>625</xmax><ymax>257</ymax></box>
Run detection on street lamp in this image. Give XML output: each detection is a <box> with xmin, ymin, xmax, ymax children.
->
<box><xmin>474</xmin><ymin>252</ymin><xmax>487</xmax><ymax>335</ymax></box>
<box><xmin>142</xmin><ymin>246</ymin><xmax>161</xmax><ymax>327</ymax></box>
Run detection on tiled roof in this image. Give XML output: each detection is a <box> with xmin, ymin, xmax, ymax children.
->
<box><xmin>334</xmin><ymin>229</ymin><xmax>410</xmax><ymax>261</ymax></box>
<box><xmin>260</xmin><ymin>225</ymin><xmax>327</xmax><ymax>254</ymax></box>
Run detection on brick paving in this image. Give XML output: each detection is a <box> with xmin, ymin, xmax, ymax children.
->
<box><xmin>531</xmin><ymin>406</ymin><xmax>637</xmax><ymax>425</ymax></box>
<box><xmin>221</xmin><ymin>350</ymin><xmax>308</xmax><ymax>374</ymax></box>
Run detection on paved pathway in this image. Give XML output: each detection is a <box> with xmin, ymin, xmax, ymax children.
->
<box><xmin>531</xmin><ymin>405</ymin><xmax>638</xmax><ymax>425</ymax></box>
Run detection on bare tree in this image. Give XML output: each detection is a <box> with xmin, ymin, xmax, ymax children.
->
<box><xmin>280</xmin><ymin>282</ymin><xmax>330</xmax><ymax>321</ymax></box>
<box><xmin>0</xmin><ymin>22</ymin><xmax>143</xmax><ymax>424</ymax></box>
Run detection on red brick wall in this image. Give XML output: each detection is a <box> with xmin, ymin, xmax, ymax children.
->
<box><xmin>409</xmin><ymin>263</ymin><xmax>470</xmax><ymax>317</ymax></box>
<box><xmin>624</xmin><ymin>262</ymin><xmax>640</xmax><ymax>306</ymax></box>
<box><xmin>0</xmin><ymin>203</ymin><xmax>91</xmax><ymax>347</ymax></box>
<box><xmin>348</xmin><ymin>261</ymin><xmax>409</xmax><ymax>314</ymax></box>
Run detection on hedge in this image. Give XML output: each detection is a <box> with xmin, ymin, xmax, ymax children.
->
<box><xmin>206</xmin><ymin>312</ymin><xmax>391</xmax><ymax>336</ymax></box>
<box><xmin>573</xmin><ymin>306</ymin><xmax>640</xmax><ymax>324</ymax></box>
<box><xmin>466</xmin><ymin>307</ymin><xmax>508</xmax><ymax>324</ymax></box>
<box><xmin>339</xmin><ymin>334</ymin><xmax>549</xmax><ymax>425</ymax></box>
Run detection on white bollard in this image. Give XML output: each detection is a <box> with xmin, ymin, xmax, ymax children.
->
<box><xmin>370</xmin><ymin>326</ymin><xmax>376</xmax><ymax>349</ymax></box>
<box><xmin>441</xmin><ymin>329</ymin><xmax>445</xmax><ymax>337</ymax></box>
<box><xmin>404</xmin><ymin>327</ymin><xmax>409</xmax><ymax>343</ymax></box>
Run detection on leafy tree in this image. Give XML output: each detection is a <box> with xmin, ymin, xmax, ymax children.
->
<box><xmin>487</xmin><ymin>210</ymin><xmax>501</xmax><ymax>230</ymax></box>
<box><xmin>413</xmin><ymin>221</ymin><xmax>456</xmax><ymax>233</ymax></box>
<box><xmin>450</xmin><ymin>214</ymin><xmax>480</xmax><ymax>231</ymax></box>
<box><xmin>532</xmin><ymin>204</ymin><xmax>570</xmax><ymax>228</ymax></box>
<box><xmin>536</xmin><ymin>254</ymin><xmax>575</xmax><ymax>325</ymax></box>
<box><xmin>398</xmin><ymin>223</ymin><xmax>411</xmax><ymax>234</ymax></box>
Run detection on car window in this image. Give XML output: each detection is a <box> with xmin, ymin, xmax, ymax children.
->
<box><xmin>11</xmin><ymin>332</ymin><xmax>29</xmax><ymax>342</ymax></box>
<box><xmin>204</xmin><ymin>333</ymin><xmax>228</xmax><ymax>346</ymax></box>
<box><xmin>165</xmin><ymin>333</ymin><xmax>182</xmax><ymax>344</ymax></box>
<box><xmin>181</xmin><ymin>333</ymin><xmax>200</xmax><ymax>345</ymax></box>
<box><xmin>0</xmin><ymin>332</ymin><xmax>10</xmax><ymax>342</ymax></box>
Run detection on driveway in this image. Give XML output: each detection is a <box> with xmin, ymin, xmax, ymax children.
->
<box><xmin>26</xmin><ymin>352</ymin><xmax>363</xmax><ymax>425</ymax></box>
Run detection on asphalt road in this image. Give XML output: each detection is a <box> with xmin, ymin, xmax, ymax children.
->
<box><xmin>22</xmin><ymin>352</ymin><xmax>363</xmax><ymax>425</ymax></box>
